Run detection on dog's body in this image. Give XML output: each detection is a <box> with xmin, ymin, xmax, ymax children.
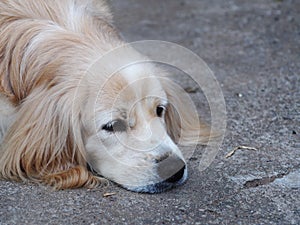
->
<box><xmin>0</xmin><ymin>0</ymin><xmax>209</xmax><ymax>193</ymax></box>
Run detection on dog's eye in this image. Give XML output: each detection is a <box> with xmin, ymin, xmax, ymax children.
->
<box><xmin>156</xmin><ymin>105</ymin><xmax>166</xmax><ymax>117</ymax></box>
<box><xmin>102</xmin><ymin>119</ymin><xmax>127</xmax><ymax>133</ymax></box>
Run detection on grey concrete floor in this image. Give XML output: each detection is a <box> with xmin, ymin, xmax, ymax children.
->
<box><xmin>1</xmin><ymin>0</ymin><xmax>299</xmax><ymax>224</ymax></box>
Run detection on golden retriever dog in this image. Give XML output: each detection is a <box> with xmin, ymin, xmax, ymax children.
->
<box><xmin>0</xmin><ymin>0</ymin><xmax>210</xmax><ymax>193</ymax></box>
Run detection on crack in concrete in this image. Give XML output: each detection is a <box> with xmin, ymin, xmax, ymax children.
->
<box><xmin>243</xmin><ymin>172</ymin><xmax>290</xmax><ymax>188</ymax></box>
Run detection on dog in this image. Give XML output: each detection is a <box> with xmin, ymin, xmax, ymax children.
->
<box><xmin>0</xmin><ymin>0</ymin><xmax>210</xmax><ymax>193</ymax></box>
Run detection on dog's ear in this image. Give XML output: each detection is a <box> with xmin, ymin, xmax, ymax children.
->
<box><xmin>161</xmin><ymin>78</ymin><xmax>212</xmax><ymax>146</ymax></box>
<box><xmin>0</xmin><ymin>87</ymin><xmax>100</xmax><ymax>189</ymax></box>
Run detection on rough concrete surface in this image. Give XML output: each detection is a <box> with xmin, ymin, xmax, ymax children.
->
<box><xmin>0</xmin><ymin>0</ymin><xmax>299</xmax><ymax>224</ymax></box>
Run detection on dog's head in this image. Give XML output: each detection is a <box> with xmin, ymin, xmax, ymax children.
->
<box><xmin>81</xmin><ymin>63</ymin><xmax>210</xmax><ymax>193</ymax></box>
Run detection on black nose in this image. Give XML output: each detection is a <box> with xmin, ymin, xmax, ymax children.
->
<box><xmin>157</xmin><ymin>155</ymin><xmax>186</xmax><ymax>183</ymax></box>
<box><xmin>165</xmin><ymin>165</ymin><xmax>186</xmax><ymax>183</ymax></box>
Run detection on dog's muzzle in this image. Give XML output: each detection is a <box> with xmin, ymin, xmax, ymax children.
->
<box><xmin>124</xmin><ymin>154</ymin><xmax>188</xmax><ymax>193</ymax></box>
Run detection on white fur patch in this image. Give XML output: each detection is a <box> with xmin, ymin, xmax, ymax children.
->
<box><xmin>121</xmin><ymin>63</ymin><xmax>149</xmax><ymax>84</ymax></box>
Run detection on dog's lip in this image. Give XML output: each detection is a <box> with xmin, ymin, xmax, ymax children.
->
<box><xmin>122</xmin><ymin>168</ymin><xmax>188</xmax><ymax>194</ymax></box>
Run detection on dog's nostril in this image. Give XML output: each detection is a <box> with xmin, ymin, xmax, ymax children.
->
<box><xmin>165</xmin><ymin>165</ymin><xmax>185</xmax><ymax>183</ymax></box>
<box><xmin>157</xmin><ymin>155</ymin><xmax>186</xmax><ymax>183</ymax></box>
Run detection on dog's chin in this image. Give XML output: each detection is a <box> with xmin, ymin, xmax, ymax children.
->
<box><xmin>121</xmin><ymin>168</ymin><xmax>188</xmax><ymax>194</ymax></box>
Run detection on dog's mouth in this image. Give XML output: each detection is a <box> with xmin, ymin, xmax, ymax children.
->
<box><xmin>88</xmin><ymin>162</ymin><xmax>188</xmax><ymax>193</ymax></box>
<box><xmin>121</xmin><ymin>166</ymin><xmax>188</xmax><ymax>194</ymax></box>
<box><xmin>87</xmin><ymin>148</ymin><xmax>188</xmax><ymax>193</ymax></box>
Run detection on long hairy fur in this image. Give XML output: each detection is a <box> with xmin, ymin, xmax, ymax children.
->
<box><xmin>0</xmin><ymin>0</ymin><xmax>121</xmax><ymax>189</ymax></box>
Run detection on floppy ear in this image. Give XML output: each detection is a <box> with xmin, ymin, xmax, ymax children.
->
<box><xmin>161</xmin><ymin>79</ymin><xmax>212</xmax><ymax>146</ymax></box>
<box><xmin>0</xmin><ymin>86</ymin><xmax>101</xmax><ymax>189</ymax></box>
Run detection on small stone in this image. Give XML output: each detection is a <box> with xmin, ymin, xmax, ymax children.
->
<box><xmin>178</xmin><ymin>207</ymin><xmax>186</xmax><ymax>212</ymax></box>
<box><xmin>236</xmin><ymin>93</ymin><xmax>243</xmax><ymax>98</ymax></box>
